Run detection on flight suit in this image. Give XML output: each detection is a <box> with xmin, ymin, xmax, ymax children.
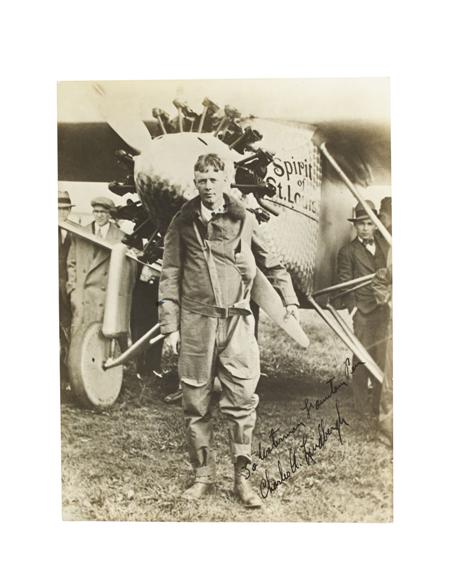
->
<box><xmin>159</xmin><ymin>194</ymin><xmax>297</xmax><ymax>479</ymax></box>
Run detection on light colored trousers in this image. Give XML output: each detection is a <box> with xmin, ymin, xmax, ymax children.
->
<box><xmin>179</xmin><ymin>309</ymin><xmax>260</xmax><ymax>479</ymax></box>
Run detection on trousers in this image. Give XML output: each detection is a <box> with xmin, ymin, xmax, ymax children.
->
<box><xmin>352</xmin><ymin>306</ymin><xmax>389</xmax><ymax>415</ymax></box>
<box><xmin>179</xmin><ymin>309</ymin><xmax>260</xmax><ymax>479</ymax></box>
<box><xmin>379</xmin><ymin>317</ymin><xmax>393</xmax><ymax>440</ymax></box>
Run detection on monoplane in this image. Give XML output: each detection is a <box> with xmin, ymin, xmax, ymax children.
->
<box><xmin>58</xmin><ymin>81</ymin><xmax>391</xmax><ymax>408</ymax></box>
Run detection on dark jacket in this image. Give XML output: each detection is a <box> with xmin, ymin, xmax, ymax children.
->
<box><xmin>337</xmin><ymin>237</ymin><xmax>387</xmax><ymax>314</ymax></box>
<box><xmin>58</xmin><ymin>222</ymin><xmax>76</xmax><ymax>327</ymax></box>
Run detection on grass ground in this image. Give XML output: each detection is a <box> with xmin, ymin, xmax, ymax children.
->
<box><xmin>60</xmin><ymin>310</ymin><xmax>392</xmax><ymax>522</ymax></box>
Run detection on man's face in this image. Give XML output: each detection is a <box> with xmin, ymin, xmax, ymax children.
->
<box><xmin>194</xmin><ymin>167</ymin><xmax>226</xmax><ymax>210</ymax></box>
<box><xmin>93</xmin><ymin>207</ymin><xmax>110</xmax><ymax>227</ymax></box>
<box><xmin>58</xmin><ymin>207</ymin><xmax>70</xmax><ymax>222</ymax></box>
<box><xmin>355</xmin><ymin>218</ymin><xmax>376</xmax><ymax>240</ymax></box>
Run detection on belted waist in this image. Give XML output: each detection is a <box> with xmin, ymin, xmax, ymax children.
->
<box><xmin>182</xmin><ymin>296</ymin><xmax>252</xmax><ymax>318</ymax></box>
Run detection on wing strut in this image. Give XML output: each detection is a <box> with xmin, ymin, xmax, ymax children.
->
<box><xmin>312</xmin><ymin>130</ymin><xmax>392</xmax><ymax>246</ymax></box>
<box><xmin>307</xmin><ymin>280</ymin><xmax>385</xmax><ymax>384</ymax></box>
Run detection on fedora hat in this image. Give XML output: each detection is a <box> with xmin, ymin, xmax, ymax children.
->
<box><xmin>348</xmin><ymin>200</ymin><xmax>377</xmax><ymax>223</ymax></box>
<box><xmin>58</xmin><ymin>190</ymin><xmax>74</xmax><ymax>209</ymax></box>
<box><xmin>91</xmin><ymin>196</ymin><xmax>115</xmax><ymax>211</ymax></box>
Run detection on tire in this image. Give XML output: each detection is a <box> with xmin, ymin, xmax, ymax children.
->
<box><xmin>68</xmin><ymin>321</ymin><xmax>123</xmax><ymax>409</ymax></box>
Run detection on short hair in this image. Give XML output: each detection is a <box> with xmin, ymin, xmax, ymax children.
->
<box><xmin>194</xmin><ymin>153</ymin><xmax>225</xmax><ymax>173</ymax></box>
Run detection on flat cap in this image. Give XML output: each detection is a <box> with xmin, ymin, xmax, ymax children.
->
<box><xmin>91</xmin><ymin>196</ymin><xmax>115</xmax><ymax>211</ymax></box>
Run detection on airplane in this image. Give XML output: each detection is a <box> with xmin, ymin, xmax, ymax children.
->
<box><xmin>58</xmin><ymin>80</ymin><xmax>391</xmax><ymax>409</ymax></box>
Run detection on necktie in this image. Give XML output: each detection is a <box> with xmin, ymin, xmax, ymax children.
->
<box><xmin>94</xmin><ymin>228</ymin><xmax>103</xmax><ymax>258</ymax></box>
<box><xmin>361</xmin><ymin>239</ymin><xmax>376</xmax><ymax>256</ymax></box>
<box><xmin>211</xmin><ymin>207</ymin><xmax>224</xmax><ymax>218</ymax></box>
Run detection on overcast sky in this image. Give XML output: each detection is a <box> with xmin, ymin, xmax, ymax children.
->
<box><xmin>57</xmin><ymin>78</ymin><xmax>390</xmax><ymax>125</ymax></box>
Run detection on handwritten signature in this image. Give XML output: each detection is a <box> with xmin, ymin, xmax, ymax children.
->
<box><xmin>245</xmin><ymin>357</ymin><xmax>361</xmax><ymax>499</ymax></box>
<box><xmin>301</xmin><ymin>358</ymin><xmax>364</xmax><ymax>419</ymax></box>
<box><xmin>258</xmin><ymin>402</ymin><xmax>349</xmax><ymax>498</ymax></box>
<box><xmin>254</xmin><ymin>357</ymin><xmax>360</xmax><ymax>463</ymax></box>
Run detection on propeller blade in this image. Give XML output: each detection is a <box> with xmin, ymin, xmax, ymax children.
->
<box><xmin>92</xmin><ymin>83</ymin><xmax>152</xmax><ymax>154</ymax></box>
<box><xmin>251</xmin><ymin>268</ymin><xmax>310</xmax><ymax>349</ymax></box>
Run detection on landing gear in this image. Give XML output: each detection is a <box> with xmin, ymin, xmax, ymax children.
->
<box><xmin>68</xmin><ymin>322</ymin><xmax>123</xmax><ymax>409</ymax></box>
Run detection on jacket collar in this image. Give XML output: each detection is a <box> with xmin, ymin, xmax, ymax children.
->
<box><xmin>351</xmin><ymin>236</ymin><xmax>377</xmax><ymax>267</ymax></box>
<box><xmin>178</xmin><ymin>193</ymin><xmax>246</xmax><ymax>224</ymax></box>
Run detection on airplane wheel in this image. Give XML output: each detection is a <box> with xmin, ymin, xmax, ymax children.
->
<box><xmin>68</xmin><ymin>321</ymin><xmax>123</xmax><ymax>409</ymax></box>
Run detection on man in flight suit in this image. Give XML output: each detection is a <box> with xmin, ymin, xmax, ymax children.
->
<box><xmin>159</xmin><ymin>153</ymin><xmax>300</xmax><ymax>508</ymax></box>
<box><xmin>337</xmin><ymin>200</ymin><xmax>389</xmax><ymax>417</ymax></box>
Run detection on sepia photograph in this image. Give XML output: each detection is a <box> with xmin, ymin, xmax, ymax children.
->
<box><xmin>57</xmin><ymin>78</ymin><xmax>392</xmax><ymax>522</ymax></box>
<box><xmin>5</xmin><ymin>1</ymin><xmax>450</xmax><ymax>578</ymax></box>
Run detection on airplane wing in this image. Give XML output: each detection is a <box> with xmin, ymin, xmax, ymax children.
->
<box><xmin>264</xmin><ymin>118</ymin><xmax>390</xmax><ymax>186</ymax></box>
<box><xmin>58</xmin><ymin>119</ymin><xmax>390</xmax><ymax>186</ymax></box>
<box><xmin>58</xmin><ymin>121</ymin><xmax>159</xmax><ymax>182</ymax></box>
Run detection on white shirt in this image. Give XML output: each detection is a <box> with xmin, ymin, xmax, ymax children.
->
<box><xmin>358</xmin><ymin>237</ymin><xmax>376</xmax><ymax>256</ymax></box>
<box><xmin>200</xmin><ymin>203</ymin><xmax>225</xmax><ymax>224</ymax></box>
<box><xmin>95</xmin><ymin>223</ymin><xmax>110</xmax><ymax>239</ymax></box>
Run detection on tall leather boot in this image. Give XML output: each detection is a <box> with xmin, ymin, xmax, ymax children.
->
<box><xmin>234</xmin><ymin>456</ymin><xmax>262</xmax><ymax>509</ymax></box>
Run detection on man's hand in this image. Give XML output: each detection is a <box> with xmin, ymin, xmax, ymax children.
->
<box><xmin>163</xmin><ymin>330</ymin><xmax>181</xmax><ymax>356</ymax></box>
<box><xmin>284</xmin><ymin>304</ymin><xmax>300</xmax><ymax>323</ymax></box>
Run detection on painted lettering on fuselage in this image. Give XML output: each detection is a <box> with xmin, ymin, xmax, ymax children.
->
<box><xmin>267</xmin><ymin>156</ymin><xmax>319</xmax><ymax>217</ymax></box>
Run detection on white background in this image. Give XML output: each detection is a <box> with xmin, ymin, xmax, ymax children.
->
<box><xmin>2</xmin><ymin>1</ymin><xmax>449</xmax><ymax>579</ymax></box>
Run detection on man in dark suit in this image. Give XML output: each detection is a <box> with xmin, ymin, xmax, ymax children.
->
<box><xmin>337</xmin><ymin>200</ymin><xmax>389</xmax><ymax>416</ymax></box>
<box><xmin>58</xmin><ymin>191</ymin><xmax>76</xmax><ymax>389</ymax></box>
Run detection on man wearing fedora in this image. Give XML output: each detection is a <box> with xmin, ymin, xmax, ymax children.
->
<box><xmin>66</xmin><ymin>196</ymin><xmax>124</xmax><ymax>335</ymax></box>
<box><xmin>337</xmin><ymin>200</ymin><xmax>389</xmax><ymax>417</ymax></box>
<box><xmin>58</xmin><ymin>190</ymin><xmax>76</xmax><ymax>389</ymax></box>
